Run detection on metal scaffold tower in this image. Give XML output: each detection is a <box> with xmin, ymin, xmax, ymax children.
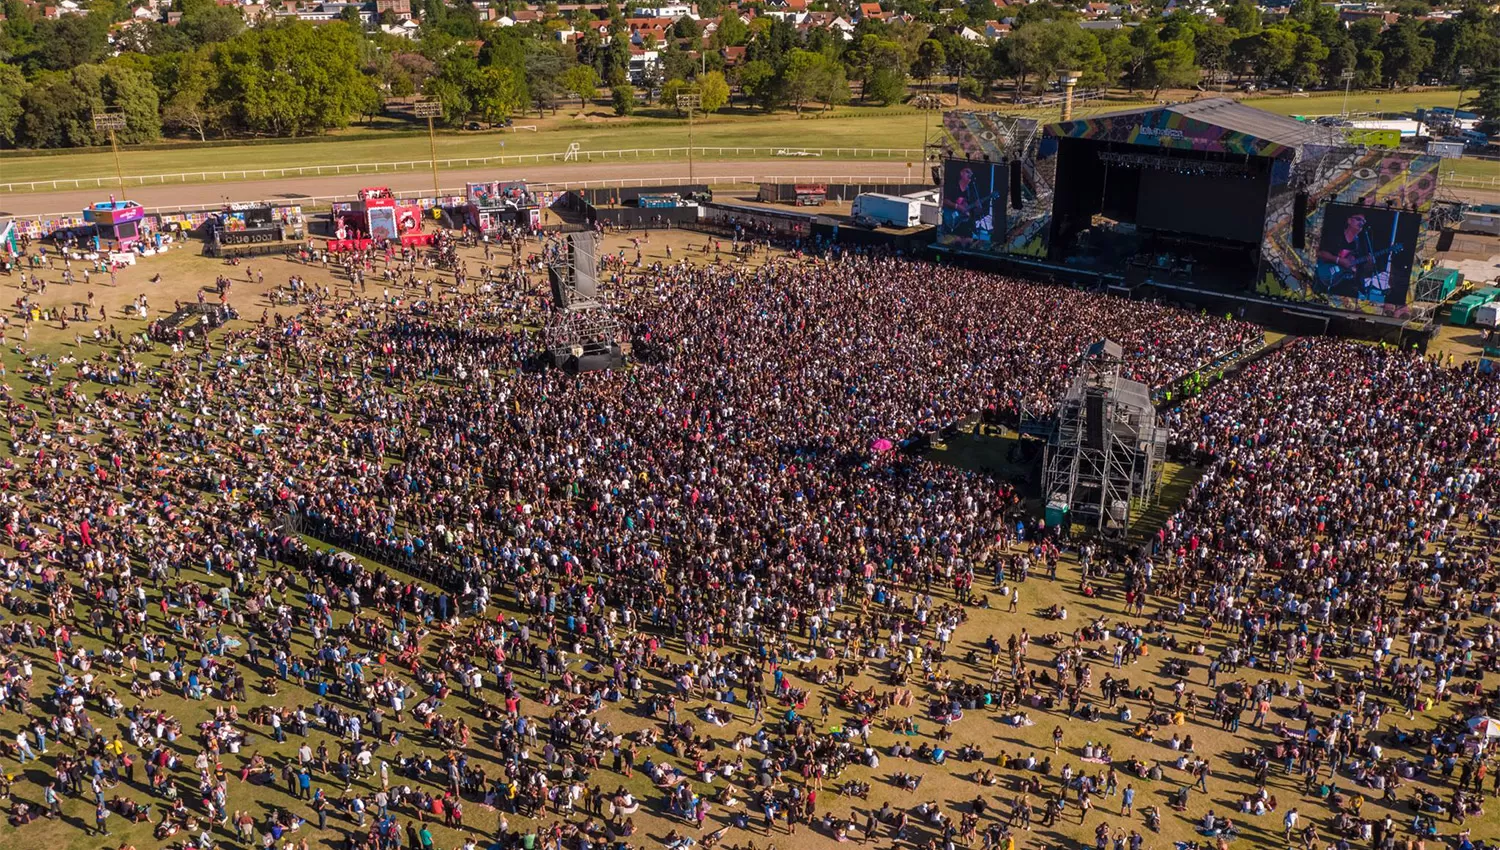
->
<box><xmin>1042</xmin><ymin>340</ymin><xmax>1166</xmax><ymax>537</ymax></box>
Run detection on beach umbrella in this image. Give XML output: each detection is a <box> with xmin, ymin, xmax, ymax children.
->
<box><xmin>1466</xmin><ymin>716</ymin><xmax>1500</xmax><ymax>739</ymax></box>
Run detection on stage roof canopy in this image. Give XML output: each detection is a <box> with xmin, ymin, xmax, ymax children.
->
<box><xmin>1044</xmin><ymin>97</ymin><xmax>1322</xmax><ymax>159</ymax></box>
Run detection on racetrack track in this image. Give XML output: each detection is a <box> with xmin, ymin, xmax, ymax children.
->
<box><xmin>0</xmin><ymin>159</ymin><xmax>920</xmax><ymax>217</ymax></box>
<box><xmin>4</xmin><ymin>156</ymin><xmax>1494</xmax><ymax>219</ymax></box>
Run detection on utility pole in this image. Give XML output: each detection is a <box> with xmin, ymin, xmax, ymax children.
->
<box><xmin>677</xmin><ymin>93</ymin><xmax>701</xmax><ymax>185</ymax></box>
<box><xmin>1455</xmin><ymin>66</ymin><xmax>1473</xmax><ymax>131</ymax></box>
<box><xmin>923</xmin><ymin>103</ymin><xmax>931</xmax><ymax>170</ymax></box>
<box><xmin>414</xmin><ymin>98</ymin><xmax>444</xmax><ymax>201</ymax></box>
<box><xmin>92</xmin><ymin>111</ymin><xmax>129</xmax><ymax>194</ymax></box>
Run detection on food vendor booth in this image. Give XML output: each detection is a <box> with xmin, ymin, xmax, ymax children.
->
<box><xmin>329</xmin><ymin>186</ymin><xmax>434</xmax><ymax>252</ymax></box>
<box><xmin>84</xmin><ymin>200</ymin><xmax>147</xmax><ymax>249</ymax></box>
<box><xmin>465</xmin><ymin>180</ymin><xmax>540</xmax><ymax>231</ymax></box>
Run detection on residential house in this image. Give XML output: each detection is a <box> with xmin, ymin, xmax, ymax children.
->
<box><xmin>374</xmin><ymin>0</ymin><xmax>409</xmax><ymax>19</ymax></box>
<box><xmin>380</xmin><ymin>17</ymin><xmax>420</xmax><ymax>36</ymax></box>
<box><xmin>720</xmin><ymin>45</ymin><xmax>746</xmax><ymax>66</ymax></box>
<box><xmin>628</xmin><ymin>47</ymin><xmax>661</xmax><ymax>83</ymax></box>
<box><xmin>632</xmin><ymin>3</ymin><xmax>695</xmax><ymax>18</ymax></box>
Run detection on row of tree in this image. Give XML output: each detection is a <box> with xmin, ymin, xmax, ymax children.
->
<box><xmin>1</xmin><ymin>0</ymin><xmax>1497</xmax><ymax>148</ymax></box>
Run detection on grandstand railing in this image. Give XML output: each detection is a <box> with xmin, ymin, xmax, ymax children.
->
<box><xmin>1443</xmin><ymin>172</ymin><xmax>1500</xmax><ymax>190</ymax></box>
<box><xmin>14</xmin><ymin>174</ymin><xmax>931</xmax><ymax>221</ymax></box>
<box><xmin>7</xmin><ymin>145</ymin><xmax>1488</xmax><ymax>194</ymax></box>
<box><xmin>0</xmin><ymin>147</ymin><xmax>927</xmax><ymax>193</ymax></box>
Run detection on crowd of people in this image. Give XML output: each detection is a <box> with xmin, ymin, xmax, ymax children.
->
<box><xmin>0</xmin><ymin>229</ymin><xmax>1494</xmax><ymax>850</ymax></box>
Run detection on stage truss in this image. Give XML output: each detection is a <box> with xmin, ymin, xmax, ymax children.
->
<box><xmin>542</xmin><ymin>305</ymin><xmax>624</xmax><ymax>359</ymax></box>
<box><xmin>542</xmin><ymin>231</ymin><xmax>626</xmax><ymax>369</ymax></box>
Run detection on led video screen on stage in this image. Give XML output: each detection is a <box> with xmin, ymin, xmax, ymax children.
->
<box><xmin>1313</xmin><ymin>203</ymin><xmax>1420</xmax><ymax>305</ymax></box>
<box><xmin>1136</xmin><ymin>170</ymin><xmax>1271</xmax><ymax>243</ymax></box>
<box><xmin>367</xmin><ymin>206</ymin><xmax>399</xmax><ymax>242</ymax></box>
<box><xmin>937</xmin><ymin>158</ymin><xmax>1006</xmax><ymax>252</ymax></box>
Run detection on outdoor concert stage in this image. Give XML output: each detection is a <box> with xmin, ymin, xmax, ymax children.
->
<box><xmin>933</xmin><ymin>100</ymin><xmax>1451</xmax><ymax>338</ymax></box>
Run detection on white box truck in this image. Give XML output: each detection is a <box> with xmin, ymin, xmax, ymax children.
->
<box><xmin>1475</xmin><ymin>302</ymin><xmax>1499</xmax><ymax>329</ymax></box>
<box><xmin>851</xmin><ymin>193</ymin><xmax>922</xmax><ymax>228</ymax></box>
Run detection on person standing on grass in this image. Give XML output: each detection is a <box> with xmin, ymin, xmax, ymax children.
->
<box><xmin>44</xmin><ymin>782</ymin><xmax>60</xmax><ymax>819</ymax></box>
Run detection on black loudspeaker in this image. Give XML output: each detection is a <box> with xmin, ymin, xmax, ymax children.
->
<box><xmin>548</xmin><ymin>266</ymin><xmax>569</xmax><ymax>310</ymax></box>
<box><xmin>1009</xmin><ymin>160</ymin><xmax>1023</xmax><ymax>209</ymax></box>
<box><xmin>572</xmin><ymin>233</ymin><xmax>599</xmax><ymax>299</ymax></box>
<box><xmin>1292</xmin><ymin>192</ymin><xmax>1308</xmax><ymax>249</ymax></box>
<box><xmin>1436</xmin><ymin>230</ymin><xmax>1455</xmax><ymax>251</ymax></box>
<box><xmin>1085</xmin><ymin>393</ymin><xmax>1106</xmax><ymax>450</ymax></box>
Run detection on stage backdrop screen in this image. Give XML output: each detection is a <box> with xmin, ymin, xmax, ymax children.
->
<box><xmin>1135</xmin><ymin>170</ymin><xmax>1270</xmax><ymax>243</ymax></box>
<box><xmin>367</xmin><ymin>207</ymin><xmax>399</xmax><ymax>242</ymax></box>
<box><xmin>938</xmin><ymin>158</ymin><xmax>1006</xmax><ymax>251</ymax></box>
<box><xmin>1313</xmin><ymin>203</ymin><xmax>1420</xmax><ymax>306</ymax></box>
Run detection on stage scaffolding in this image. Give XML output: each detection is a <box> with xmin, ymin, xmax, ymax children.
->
<box><xmin>1042</xmin><ymin>340</ymin><xmax>1166</xmax><ymax>536</ymax></box>
<box><xmin>542</xmin><ymin>232</ymin><xmax>626</xmax><ymax>371</ymax></box>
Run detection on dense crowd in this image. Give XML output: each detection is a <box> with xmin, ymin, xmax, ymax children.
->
<box><xmin>0</xmin><ymin>239</ymin><xmax>1495</xmax><ymax>850</ymax></box>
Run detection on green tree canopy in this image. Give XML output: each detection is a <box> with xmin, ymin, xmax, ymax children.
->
<box><xmin>610</xmin><ymin>83</ymin><xmax>635</xmax><ymax>115</ymax></box>
<box><xmin>0</xmin><ymin>62</ymin><xmax>27</xmax><ymax>147</ymax></box>
<box><xmin>473</xmin><ymin>65</ymin><xmax>527</xmax><ymax>124</ymax></box>
<box><xmin>698</xmin><ymin>70</ymin><xmax>730</xmax><ymax>113</ymax></box>
<box><xmin>737</xmin><ymin>59</ymin><xmax>781</xmax><ymax>111</ymax></box>
<box><xmin>560</xmin><ymin>64</ymin><xmax>599</xmax><ymax>110</ymax></box>
<box><xmin>211</xmin><ymin>22</ymin><xmax>378</xmax><ymax>136</ymax></box>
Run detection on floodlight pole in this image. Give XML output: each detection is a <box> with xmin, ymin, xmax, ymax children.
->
<box><xmin>677</xmin><ymin>93</ymin><xmax>701</xmax><ymax>185</ymax></box>
<box><xmin>1340</xmin><ymin>70</ymin><xmax>1355</xmax><ymax>118</ymax></box>
<box><xmin>93</xmin><ymin>112</ymin><xmax>129</xmax><ymax>194</ymax></box>
<box><xmin>414</xmin><ymin>99</ymin><xmax>444</xmax><ymax>201</ymax></box>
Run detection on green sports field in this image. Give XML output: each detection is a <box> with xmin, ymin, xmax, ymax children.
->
<box><xmin>0</xmin><ymin>88</ymin><xmax>1482</xmax><ymax>192</ymax></box>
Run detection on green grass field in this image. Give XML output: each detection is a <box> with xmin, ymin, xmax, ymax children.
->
<box><xmin>0</xmin><ymin>88</ymin><xmax>1477</xmax><ymax>192</ymax></box>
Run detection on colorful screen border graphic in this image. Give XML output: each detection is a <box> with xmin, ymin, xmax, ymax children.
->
<box><xmin>943</xmin><ymin>112</ymin><xmax>1039</xmax><ymax>163</ymax></box>
<box><xmin>1047</xmin><ymin>110</ymin><xmax>1299</xmax><ymax>160</ymax></box>
<box><xmin>1258</xmin><ymin>148</ymin><xmax>1441</xmax><ymax>315</ymax></box>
